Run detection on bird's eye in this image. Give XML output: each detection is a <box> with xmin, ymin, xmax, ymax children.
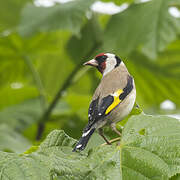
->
<box><xmin>101</xmin><ymin>55</ymin><xmax>107</xmax><ymax>60</ymax></box>
<box><xmin>99</xmin><ymin>55</ymin><xmax>107</xmax><ymax>61</ymax></box>
<box><xmin>95</xmin><ymin>54</ymin><xmax>107</xmax><ymax>63</ymax></box>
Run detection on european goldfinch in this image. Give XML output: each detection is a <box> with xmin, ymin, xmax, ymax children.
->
<box><xmin>73</xmin><ymin>53</ymin><xmax>136</xmax><ymax>151</ymax></box>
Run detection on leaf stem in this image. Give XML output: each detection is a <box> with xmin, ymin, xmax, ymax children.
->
<box><xmin>23</xmin><ymin>56</ymin><xmax>48</xmax><ymax>141</ymax></box>
<box><xmin>36</xmin><ymin>41</ymin><xmax>102</xmax><ymax>140</ymax></box>
<box><xmin>23</xmin><ymin>55</ymin><xmax>47</xmax><ymax>110</ymax></box>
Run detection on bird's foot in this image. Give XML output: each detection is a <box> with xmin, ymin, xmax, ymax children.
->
<box><xmin>101</xmin><ymin>137</ymin><xmax>121</xmax><ymax>146</ymax></box>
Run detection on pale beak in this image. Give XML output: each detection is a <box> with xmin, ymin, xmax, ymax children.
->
<box><xmin>83</xmin><ymin>59</ymin><xmax>98</xmax><ymax>67</ymax></box>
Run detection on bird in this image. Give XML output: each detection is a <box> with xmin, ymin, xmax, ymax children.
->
<box><xmin>73</xmin><ymin>53</ymin><xmax>136</xmax><ymax>152</ymax></box>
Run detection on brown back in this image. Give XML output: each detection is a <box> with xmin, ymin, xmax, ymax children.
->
<box><xmin>92</xmin><ymin>64</ymin><xmax>130</xmax><ymax>100</ymax></box>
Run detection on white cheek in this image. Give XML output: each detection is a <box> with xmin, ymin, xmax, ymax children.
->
<box><xmin>120</xmin><ymin>89</ymin><xmax>136</xmax><ymax>119</ymax></box>
<box><xmin>103</xmin><ymin>58</ymin><xmax>116</xmax><ymax>76</ymax></box>
<box><xmin>120</xmin><ymin>61</ymin><xmax>125</xmax><ymax>67</ymax></box>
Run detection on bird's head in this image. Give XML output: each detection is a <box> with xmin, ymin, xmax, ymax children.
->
<box><xmin>83</xmin><ymin>53</ymin><xmax>122</xmax><ymax>76</ymax></box>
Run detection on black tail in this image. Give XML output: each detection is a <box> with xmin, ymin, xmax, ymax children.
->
<box><xmin>72</xmin><ymin>128</ymin><xmax>95</xmax><ymax>152</ymax></box>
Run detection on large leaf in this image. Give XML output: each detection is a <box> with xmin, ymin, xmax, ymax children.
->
<box><xmin>0</xmin><ymin>99</ymin><xmax>42</xmax><ymax>131</ymax></box>
<box><xmin>36</xmin><ymin>31</ymin><xmax>75</xmax><ymax>97</ymax></box>
<box><xmin>0</xmin><ymin>98</ymin><xmax>70</xmax><ymax>132</ymax></box>
<box><xmin>0</xmin><ymin>32</ymin><xmax>72</xmax><ymax>96</ymax></box>
<box><xmin>125</xmin><ymin>46</ymin><xmax>180</xmax><ymax>112</ymax></box>
<box><xmin>0</xmin><ymin>0</ymin><xmax>31</xmax><ymax>32</ymax></box>
<box><xmin>0</xmin><ymin>84</ymin><xmax>38</xmax><ymax>110</ymax></box>
<box><xmin>67</xmin><ymin>15</ymin><xmax>103</xmax><ymax>64</ymax></box>
<box><xmin>18</xmin><ymin>0</ymin><xmax>95</xmax><ymax>36</ymax></box>
<box><xmin>0</xmin><ymin>114</ymin><xmax>179</xmax><ymax>179</ymax></box>
<box><xmin>0</xmin><ymin>124</ymin><xmax>31</xmax><ymax>153</ymax></box>
<box><xmin>103</xmin><ymin>0</ymin><xmax>180</xmax><ymax>59</ymax></box>
<box><xmin>0</xmin><ymin>31</ymin><xmax>78</xmax><ymax>138</ymax></box>
<box><xmin>0</xmin><ymin>35</ymin><xmax>29</xmax><ymax>88</ymax></box>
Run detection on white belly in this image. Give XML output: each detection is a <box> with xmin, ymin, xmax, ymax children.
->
<box><xmin>95</xmin><ymin>88</ymin><xmax>136</xmax><ymax>129</ymax></box>
<box><xmin>117</xmin><ymin>88</ymin><xmax>136</xmax><ymax>121</ymax></box>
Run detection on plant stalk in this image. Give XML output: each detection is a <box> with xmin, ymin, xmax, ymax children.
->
<box><xmin>36</xmin><ymin>41</ymin><xmax>102</xmax><ymax>140</ymax></box>
<box><xmin>23</xmin><ymin>56</ymin><xmax>48</xmax><ymax>141</ymax></box>
<box><xmin>23</xmin><ymin>55</ymin><xmax>47</xmax><ymax>110</ymax></box>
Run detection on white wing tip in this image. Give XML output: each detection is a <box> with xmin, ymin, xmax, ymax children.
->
<box><xmin>82</xmin><ymin>130</ymin><xmax>90</xmax><ymax>137</ymax></box>
<box><xmin>76</xmin><ymin>144</ymin><xmax>82</xmax><ymax>149</ymax></box>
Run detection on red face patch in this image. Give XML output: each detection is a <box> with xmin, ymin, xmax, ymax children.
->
<box><xmin>94</xmin><ymin>53</ymin><xmax>107</xmax><ymax>74</ymax></box>
<box><xmin>98</xmin><ymin>61</ymin><xmax>106</xmax><ymax>74</ymax></box>
<box><xmin>95</xmin><ymin>53</ymin><xmax>105</xmax><ymax>59</ymax></box>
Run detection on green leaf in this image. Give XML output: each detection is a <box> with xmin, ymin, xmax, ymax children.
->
<box><xmin>0</xmin><ymin>0</ymin><xmax>32</xmax><ymax>32</ymax></box>
<box><xmin>35</xmin><ymin>31</ymin><xmax>75</xmax><ymax>97</ymax></box>
<box><xmin>0</xmin><ymin>97</ymin><xmax>70</xmax><ymax>133</ymax></box>
<box><xmin>65</xmin><ymin>92</ymin><xmax>91</xmax><ymax>120</ymax></box>
<box><xmin>125</xmin><ymin>45</ymin><xmax>180</xmax><ymax>111</ymax></box>
<box><xmin>141</xmin><ymin>0</ymin><xmax>180</xmax><ymax>59</ymax></box>
<box><xmin>52</xmin><ymin>101</ymin><xmax>70</xmax><ymax>116</ymax></box>
<box><xmin>0</xmin><ymin>84</ymin><xmax>38</xmax><ymax>110</ymax></box>
<box><xmin>122</xmin><ymin>114</ymin><xmax>180</xmax><ymax>178</ymax></box>
<box><xmin>0</xmin><ymin>124</ymin><xmax>31</xmax><ymax>153</ymax></box>
<box><xmin>0</xmin><ymin>114</ymin><xmax>180</xmax><ymax>179</ymax></box>
<box><xmin>104</xmin><ymin>0</ymin><xmax>180</xmax><ymax>59</ymax></box>
<box><xmin>39</xmin><ymin>130</ymin><xmax>76</xmax><ymax>151</ymax></box>
<box><xmin>66</xmin><ymin>15</ymin><xmax>103</xmax><ymax>64</ymax></box>
<box><xmin>0</xmin><ymin>32</ymin><xmax>74</xmax><ymax>98</ymax></box>
<box><xmin>171</xmin><ymin>174</ymin><xmax>180</xmax><ymax>180</ymax></box>
<box><xmin>0</xmin><ymin>98</ymin><xmax>42</xmax><ymax>131</ymax></box>
<box><xmin>101</xmin><ymin>0</ymin><xmax>134</xmax><ymax>6</ymax></box>
<box><xmin>18</xmin><ymin>0</ymin><xmax>95</xmax><ymax>36</ymax></box>
<box><xmin>0</xmin><ymin>33</ymin><xmax>39</xmax><ymax>90</ymax></box>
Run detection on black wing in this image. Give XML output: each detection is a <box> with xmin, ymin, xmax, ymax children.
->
<box><xmin>119</xmin><ymin>75</ymin><xmax>133</xmax><ymax>101</ymax></box>
<box><xmin>88</xmin><ymin>95</ymin><xmax>113</xmax><ymax>121</ymax></box>
<box><xmin>85</xmin><ymin>75</ymin><xmax>133</xmax><ymax>130</ymax></box>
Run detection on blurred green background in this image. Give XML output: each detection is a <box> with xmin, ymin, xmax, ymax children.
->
<box><xmin>0</xmin><ymin>0</ymin><xmax>180</xmax><ymax>153</ymax></box>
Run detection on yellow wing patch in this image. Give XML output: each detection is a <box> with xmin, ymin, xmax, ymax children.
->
<box><xmin>105</xmin><ymin>89</ymin><xmax>123</xmax><ymax>115</ymax></box>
